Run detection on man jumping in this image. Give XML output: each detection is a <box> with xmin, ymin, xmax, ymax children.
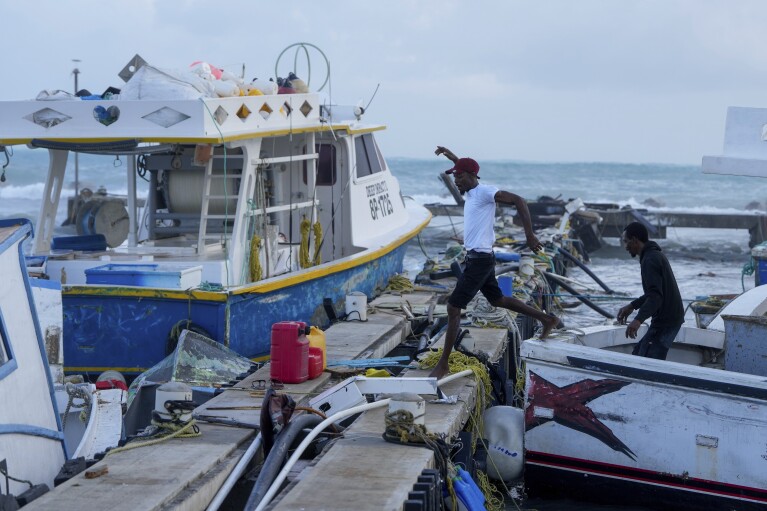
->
<box><xmin>430</xmin><ymin>146</ymin><xmax>559</xmax><ymax>378</ymax></box>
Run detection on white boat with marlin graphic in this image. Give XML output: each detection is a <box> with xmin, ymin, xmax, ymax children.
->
<box><xmin>517</xmin><ymin>107</ymin><xmax>767</xmax><ymax>511</ymax></box>
<box><xmin>0</xmin><ymin>47</ymin><xmax>430</xmax><ymax>376</ymax></box>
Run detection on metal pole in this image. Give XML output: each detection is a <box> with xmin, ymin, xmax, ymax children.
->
<box><xmin>72</xmin><ymin>60</ymin><xmax>81</xmax><ymax>199</ymax></box>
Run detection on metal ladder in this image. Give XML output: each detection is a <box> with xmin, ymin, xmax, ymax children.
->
<box><xmin>196</xmin><ymin>152</ymin><xmax>239</xmax><ymax>253</ymax></box>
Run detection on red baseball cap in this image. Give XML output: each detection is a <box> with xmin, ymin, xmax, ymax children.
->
<box><xmin>445</xmin><ymin>157</ymin><xmax>480</xmax><ymax>177</ymax></box>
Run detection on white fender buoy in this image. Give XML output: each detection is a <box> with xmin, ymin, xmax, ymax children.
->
<box><xmin>483</xmin><ymin>406</ymin><xmax>524</xmax><ymax>481</ymax></box>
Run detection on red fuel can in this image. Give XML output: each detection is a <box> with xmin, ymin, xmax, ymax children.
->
<box><xmin>270</xmin><ymin>321</ymin><xmax>309</xmax><ymax>384</ymax></box>
<box><xmin>308</xmin><ymin>347</ymin><xmax>323</xmax><ymax>380</ymax></box>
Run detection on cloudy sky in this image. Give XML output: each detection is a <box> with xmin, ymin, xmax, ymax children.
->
<box><xmin>2</xmin><ymin>0</ymin><xmax>766</xmax><ymax>164</ymax></box>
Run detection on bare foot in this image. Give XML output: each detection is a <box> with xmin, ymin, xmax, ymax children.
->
<box><xmin>539</xmin><ymin>314</ymin><xmax>559</xmax><ymax>339</ymax></box>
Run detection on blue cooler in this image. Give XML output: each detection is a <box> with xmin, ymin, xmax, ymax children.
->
<box><xmin>85</xmin><ymin>263</ymin><xmax>203</xmax><ymax>289</ymax></box>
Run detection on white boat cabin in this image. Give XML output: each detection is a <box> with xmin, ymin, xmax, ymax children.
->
<box><xmin>0</xmin><ymin>94</ymin><xmax>417</xmax><ymax>289</ymax></box>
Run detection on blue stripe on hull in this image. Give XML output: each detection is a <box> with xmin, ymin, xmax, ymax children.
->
<box><xmin>63</xmin><ymin>244</ymin><xmax>406</xmax><ymax>374</ymax></box>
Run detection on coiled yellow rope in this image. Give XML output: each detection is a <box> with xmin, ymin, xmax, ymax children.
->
<box><xmin>418</xmin><ymin>349</ymin><xmax>491</xmax><ymax>449</ymax></box>
<box><xmin>300</xmin><ymin>217</ymin><xmax>323</xmax><ymax>268</ymax></box>
<box><xmin>476</xmin><ymin>470</ymin><xmax>505</xmax><ymax>511</ymax></box>
<box><xmin>312</xmin><ymin>220</ymin><xmax>322</xmax><ymax>266</ymax></box>
<box><xmin>105</xmin><ymin>419</ymin><xmax>200</xmax><ymax>457</ymax></box>
<box><xmin>515</xmin><ymin>360</ymin><xmax>527</xmax><ymax>399</ymax></box>
<box><xmin>383</xmin><ymin>409</ymin><xmax>437</xmax><ymax>444</ymax></box>
<box><xmin>250</xmin><ymin>235</ymin><xmax>262</xmax><ymax>282</ymax></box>
<box><xmin>385</xmin><ymin>273</ymin><xmax>415</xmax><ymax>293</ymax></box>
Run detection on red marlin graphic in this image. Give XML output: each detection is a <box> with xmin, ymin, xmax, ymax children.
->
<box><xmin>525</xmin><ymin>371</ymin><xmax>636</xmax><ymax>460</ymax></box>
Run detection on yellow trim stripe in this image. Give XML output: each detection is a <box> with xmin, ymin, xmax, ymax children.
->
<box><xmin>62</xmin><ymin>286</ymin><xmax>227</xmax><ymax>301</ymax></box>
<box><xmin>63</xmin><ymin>212</ymin><xmax>431</xmax><ymax>300</ymax></box>
<box><xmin>66</xmin><ymin>366</ymin><xmax>149</xmax><ymax>374</ymax></box>
<box><xmin>0</xmin><ymin>125</ymin><xmax>385</xmax><ymax>146</ymax></box>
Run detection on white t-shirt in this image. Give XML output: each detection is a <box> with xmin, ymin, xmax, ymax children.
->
<box><xmin>463</xmin><ymin>183</ymin><xmax>499</xmax><ymax>252</ymax></box>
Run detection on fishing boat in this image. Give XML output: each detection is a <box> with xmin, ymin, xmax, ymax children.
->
<box><xmin>518</xmin><ymin>104</ymin><xmax>767</xmax><ymax>511</ymax></box>
<box><xmin>0</xmin><ymin>219</ymin><xmax>124</xmax><ymax>504</ymax></box>
<box><xmin>520</xmin><ymin>274</ymin><xmax>767</xmax><ymax>510</ymax></box>
<box><xmin>0</xmin><ymin>52</ymin><xmax>430</xmax><ymax>376</ymax></box>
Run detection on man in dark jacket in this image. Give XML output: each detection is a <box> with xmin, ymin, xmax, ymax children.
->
<box><xmin>616</xmin><ymin>222</ymin><xmax>684</xmax><ymax>360</ymax></box>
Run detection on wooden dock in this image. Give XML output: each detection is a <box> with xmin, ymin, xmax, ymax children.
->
<box><xmin>26</xmin><ymin>291</ymin><xmax>508</xmax><ymax>511</ymax></box>
<box><xmin>270</xmin><ymin>322</ymin><xmax>508</xmax><ymax>511</ymax></box>
<box><xmin>425</xmin><ymin>202</ymin><xmax>767</xmax><ymax>246</ymax></box>
<box><xmin>596</xmin><ymin>208</ymin><xmax>767</xmax><ymax>244</ymax></box>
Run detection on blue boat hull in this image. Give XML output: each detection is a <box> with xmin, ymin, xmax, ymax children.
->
<box><xmin>63</xmin><ymin>243</ymin><xmax>408</xmax><ymax>374</ymax></box>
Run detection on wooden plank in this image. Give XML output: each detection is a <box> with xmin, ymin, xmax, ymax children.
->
<box><xmin>159</xmin><ymin>442</ymin><xmax>249</xmax><ymax>511</ymax></box>
<box><xmin>325</xmin><ymin>313</ymin><xmax>406</xmax><ymax>362</ymax></box>
<box><xmin>429</xmin><ymin>326</ymin><xmax>508</xmax><ymax>364</ymax></box>
<box><xmin>24</xmin><ymin>424</ymin><xmax>253</xmax><ymax>511</ymax></box>
<box><xmin>194</xmin><ymin>366</ymin><xmax>331</xmax><ymax>423</ymax></box>
<box><xmin>270</xmin><ymin>436</ymin><xmax>433</xmax><ymax>511</ymax></box>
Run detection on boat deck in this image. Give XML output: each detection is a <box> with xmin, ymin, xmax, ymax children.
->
<box><xmin>25</xmin><ymin>291</ymin><xmax>507</xmax><ymax>511</ymax></box>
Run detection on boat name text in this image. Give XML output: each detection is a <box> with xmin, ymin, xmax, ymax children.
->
<box><xmin>367</xmin><ymin>180</ymin><xmax>394</xmax><ymax>220</ymax></box>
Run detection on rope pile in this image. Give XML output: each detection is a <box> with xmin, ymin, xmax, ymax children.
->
<box><xmin>467</xmin><ymin>294</ymin><xmax>516</xmax><ymax>330</ymax></box>
<box><xmin>250</xmin><ymin>234</ymin><xmax>262</xmax><ymax>282</ymax></box>
<box><xmin>418</xmin><ymin>349</ymin><xmax>492</xmax><ymax>450</ymax></box>
<box><xmin>62</xmin><ymin>382</ymin><xmax>92</xmax><ymax>431</ymax></box>
<box><xmin>299</xmin><ymin>217</ymin><xmax>323</xmax><ymax>268</ymax></box>
<box><xmin>383</xmin><ymin>409</ymin><xmax>438</xmax><ymax>445</ymax></box>
<box><xmin>475</xmin><ymin>470</ymin><xmax>505</xmax><ymax>511</ymax></box>
<box><xmin>385</xmin><ymin>273</ymin><xmax>415</xmax><ymax>293</ymax></box>
<box><xmin>107</xmin><ymin>408</ymin><xmax>200</xmax><ymax>457</ymax></box>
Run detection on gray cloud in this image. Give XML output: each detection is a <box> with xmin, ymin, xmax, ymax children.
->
<box><xmin>1</xmin><ymin>0</ymin><xmax>766</xmax><ymax>163</ymax></box>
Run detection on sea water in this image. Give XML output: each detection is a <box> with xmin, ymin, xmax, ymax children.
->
<box><xmin>0</xmin><ymin>149</ymin><xmax>759</xmax><ymax>510</ymax></box>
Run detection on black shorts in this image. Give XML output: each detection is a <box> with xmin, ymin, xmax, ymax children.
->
<box><xmin>448</xmin><ymin>252</ymin><xmax>503</xmax><ymax>309</ymax></box>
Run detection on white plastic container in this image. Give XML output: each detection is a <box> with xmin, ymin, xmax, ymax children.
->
<box><xmin>155</xmin><ymin>381</ymin><xmax>193</xmax><ymax>421</ymax></box>
<box><xmin>345</xmin><ymin>291</ymin><xmax>368</xmax><ymax>321</ymax></box>
<box><xmin>519</xmin><ymin>256</ymin><xmax>535</xmax><ymax>278</ymax></box>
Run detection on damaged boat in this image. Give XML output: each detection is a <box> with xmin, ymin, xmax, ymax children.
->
<box><xmin>521</xmin><ymin>284</ymin><xmax>767</xmax><ymax>510</ymax></box>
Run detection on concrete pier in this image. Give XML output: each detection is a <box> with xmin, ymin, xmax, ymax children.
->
<box><xmin>26</xmin><ymin>291</ymin><xmax>509</xmax><ymax>511</ymax></box>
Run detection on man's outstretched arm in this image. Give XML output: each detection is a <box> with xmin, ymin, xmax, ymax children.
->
<box><xmin>496</xmin><ymin>190</ymin><xmax>542</xmax><ymax>252</ymax></box>
<box><xmin>435</xmin><ymin>146</ymin><xmax>459</xmax><ymax>163</ymax></box>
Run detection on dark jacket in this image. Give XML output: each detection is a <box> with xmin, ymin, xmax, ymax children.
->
<box><xmin>630</xmin><ymin>241</ymin><xmax>684</xmax><ymax>327</ymax></box>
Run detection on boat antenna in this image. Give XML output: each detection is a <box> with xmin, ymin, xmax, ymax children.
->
<box><xmin>354</xmin><ymin>84</ymin><xmax>380</xmax><ymax>120</ymax></box>
<box><xmin>72</xmin><ymin>59</ymin><xmax>82</xmax><ymax>197</ymax></box>
<box><xmin>363</xmin><ymin>83</ymin><xmax>380</xmax><ymax>113</ymax></box>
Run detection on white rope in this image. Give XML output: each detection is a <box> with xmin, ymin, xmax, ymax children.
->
<box><xmin>62</xmin><ymin>382</ymin><xmax>92</xmax><ymax>431</ymax></box>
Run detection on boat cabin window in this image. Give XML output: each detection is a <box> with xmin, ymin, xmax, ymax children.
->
<box><xmin>0</xmin><ymin>311</ymin><xmax>14</xmax><ymax>379</ymax></box>
<box><xmin>354</xmin><ymin>133</ymin><xmax>385</xmax><ymax>178</ymax></box>
<box><xmin>303</xmin><ymin>144</ymin><xmax>337</xmax><ymax>186</ymax></box>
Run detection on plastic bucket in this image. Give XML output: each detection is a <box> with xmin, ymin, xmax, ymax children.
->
<box><xmin>498</xmin><ymin>275</ymin><xmax>514</xmax><ymax>297</ymax></box>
